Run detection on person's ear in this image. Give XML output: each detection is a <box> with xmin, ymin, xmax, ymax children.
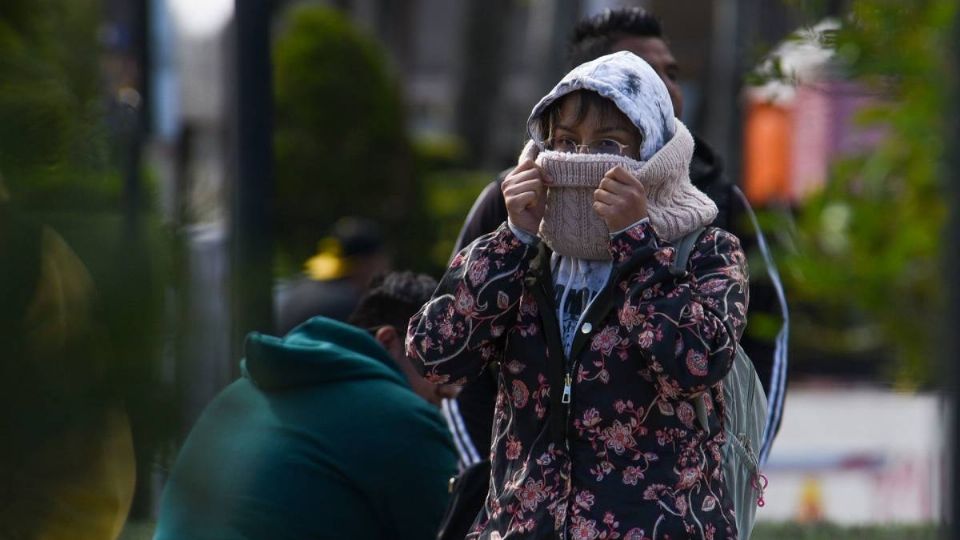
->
<box><xmin>375</xmin><ymin>325</ymin><xmax>425</xmax><ymax>384</ymax></box>
<box><xmin>374</xmin><ymin>325</ymin><xmax>401</xmax><ymax>353</ymax></box>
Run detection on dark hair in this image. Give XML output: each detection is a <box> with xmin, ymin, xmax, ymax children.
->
<box><xmin>537</xmin><ymin>90</ymin><xmax>642</xmax><ymax>155</ymax></box>
<box><xmin>347</xmin><ymin>271</ymin><xmax>437</xmax><ymax>333</ymax></box>
<box><xmin>329</xmin><ymin>216</ymin><xmax>384</xmax><ymax>258</ymax></box>
<box><xmin>567</xmin><ymin>8</ymin><xmax>664</xmax><ymax>69</ymax></box>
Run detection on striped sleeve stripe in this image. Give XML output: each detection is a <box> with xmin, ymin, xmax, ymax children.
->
<box><xmin>733</xmin><ymin>186</ymin><xmax>789</xmax><ymax>465</ymax></box>
<box><xmin>441</xmin><ymin>398</ymin><xmax>482</xmax><ymax>470</ymax></box>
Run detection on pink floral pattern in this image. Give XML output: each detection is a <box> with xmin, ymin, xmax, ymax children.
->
<box><xmin>408</xmin><ymin>221</ymin><xmax>747</xmax><ymax>539</ymax></box>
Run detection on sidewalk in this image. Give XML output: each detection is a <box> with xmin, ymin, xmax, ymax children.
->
<box><xmin>758</xmin><ymin>384</ymin><xmax>943</xmax><ymax>524</ymax></box>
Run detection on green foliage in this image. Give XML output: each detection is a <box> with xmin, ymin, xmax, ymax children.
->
<box><xmin>0</xmin><ymin>0</ymin><xmax>116</xmax><ymax>209</ymax></box>
<box><xmin>773</xmin><ymin>0</ymin><xmax>956</xmax><ymax>385</ymax></box>
<box><xmin>273</xmin><ymin>4</ymin><xmax>427</xmax><ymax>269</ymax></box>
<box><xmin>421</xmin><ymin>167</ymin><xmax>496</xmax><ymax>274</ymax></box>
<box><xmin>1</xmin><ymin>1</ymin><xmax>176</xmax><ymax>493</ymax></box>
<box><xmin>752</xmin><ymin>522</ymin><xmax>939</xmax><ymax>539</ymax></box>
<box><xmin>43</xmin><ymin>212</ymin><xmax>178</xmax><ymax>461</ymax></box>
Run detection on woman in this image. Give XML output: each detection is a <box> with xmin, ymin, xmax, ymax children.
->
<box><xmin>408</xmin><ymin>51</ymin><xmax>748</xmax><ymax>539</ymax></box>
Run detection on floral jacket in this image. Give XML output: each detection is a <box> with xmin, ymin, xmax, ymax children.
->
<box><xmin>407</xmin><ymin>220</ymin><xmax>749</xmax><ymax>540</ymax></box>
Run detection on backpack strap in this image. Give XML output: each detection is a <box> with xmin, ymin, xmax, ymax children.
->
<box><xmin>731</xmin><ymin>185</ymin><xmax>790</xmax><ymax>465</ymax></box>
<box><xmin>669</xmin><ymin>228</ymin><xmax>706</xmax><ymax>277</ymax></box>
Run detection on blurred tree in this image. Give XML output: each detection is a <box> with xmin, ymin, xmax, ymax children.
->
<box><xmin>0</xmin><ymin>0</ymin><xmax>117</xmax><ymax>210</ymax></box>
<box><xmin>773</xmin><ymin>0</ymin><xmax>956</xmax><ymax>386</ymax></box>
<box><xmin>1</xmin><ymin>0</ymin><xmax>177</xmax><ymax>521</ymax></box>
<box><xmin>273</xmin><ymin>4</ymin><xmax>433</xmax><ymax>272</ymax></box>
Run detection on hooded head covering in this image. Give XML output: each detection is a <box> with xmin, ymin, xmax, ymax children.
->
<box><xmin>521</xmin><ymin>51</ymin><xmax>717</xmax><ymax>257</ymax></box>
<box><xmin>527</xmin><ymin>51</ymin><xmax>675</xmax><ymax>160</ymax></box>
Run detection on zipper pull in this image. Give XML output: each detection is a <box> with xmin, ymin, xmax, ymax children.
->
<box><xmin>561</xmin><ymin>373</ymin><xmax>572</xmax><ymax>404</ymax></box>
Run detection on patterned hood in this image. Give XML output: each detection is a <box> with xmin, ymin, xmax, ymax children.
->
<box><xmin>526</xmin><ymin>51</ymin><xmax>676</xmax><ymax>160</ymax></box>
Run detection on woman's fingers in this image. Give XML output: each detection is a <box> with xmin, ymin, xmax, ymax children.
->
<box><xmin>513</xmin><ymin>159</ymin><xmax>537</xmax><ymax>174</ymax></box>
<box><xmin>593</xmin><ymin>187</ymin><xmax>619</xmax><ymax>206</ymax></box>
<box><xmin>503</xmin><ymin>175</ymin><xmax>543</xmax><ymax>193</ymax></box>
<box><xmin>594</xmin><ymin>166</ymin><xmax>649</xmax><ymax>231</ymax></box>
<box><xmin>605</xmin><ymin>165</ymin><xmax>640</xmax><ymax>184</ymax></box>
<box><xmin>509</xmin><ymin>160</ymin><xmax>550</xmax><ymax>184</ymax></box>
<box><xmin>509</xmin><ymin>191</ymin><xmax>539</xmax><ymax>210</ymax></box>
<box><xmin>592</xmin><ymin>199</ymin><xmax>613</xmax><ymax>214</ymax></box>
<box><xmin>600</xmin><ymin>166</ymin><xmax>642</xmax><ymax>193</ymax></box>
<box><xmin>504</xmin><ymin>171</ymin><xmax>543</xmax><ymax>190</ymax></box>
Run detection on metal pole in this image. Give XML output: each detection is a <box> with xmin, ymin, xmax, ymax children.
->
<box><xmin>455</xmin><ymin>0</ymin><xmax>511</xmax><ymax>167</ymax></box>
<box><xmin>948</xmin><ymin>5</ymin><xmax>960</xmax><ymax>536</ymax></box>
<box><xmin>124</xmin><ymin>0</ymin><xmax>150</xmax><ymax>228</ymax></box>
<box><xmin>232</xmin><ymin>0</ymin><xmax>275</xmax><ymax>359</ymax></box>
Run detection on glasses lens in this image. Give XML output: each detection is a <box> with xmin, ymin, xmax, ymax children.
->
<box><xmin>590</xmin><ymin>139</ymin><xmax>624</xmax><ymax>155</ymax></box>
<box><xmin>548</xmin><ymin>137</ymin><xmax>578</xmax><ymax>153</ymax></box>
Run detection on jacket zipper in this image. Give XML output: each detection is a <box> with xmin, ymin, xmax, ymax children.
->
<box><xmin>533</xmin><ymin>278</ymin><xmax>574</xmax><ymax>540</ymax></box>
<box><xmin>534</xmin><ymin>256</ymin><xmax>627</xmax><ymax>540</ymax></box>
<box><xmin>562</xmin><ymin>370</ymin><xmax>573</xmax><ymax>540</ymax></box>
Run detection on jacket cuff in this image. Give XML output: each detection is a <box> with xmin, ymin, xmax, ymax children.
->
<box><xmin>507</xmin><ymin>219</ymin><xmax>540</xmax><ymax>246</ymax></box>
<box><xmin>608</xmin><ymin>219</ymin><xmax>660</xmax><ymax>263</ymax></box>
<box><xmin>609</xmin><ymin>217</ymin><xmax>650</xmax><ymax>237</ymax></box>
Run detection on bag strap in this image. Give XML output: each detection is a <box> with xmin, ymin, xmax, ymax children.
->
<box><xmin>669</xmin><ymin>228</ymin><xmax>706</xmax><ymax>277</ymax></box>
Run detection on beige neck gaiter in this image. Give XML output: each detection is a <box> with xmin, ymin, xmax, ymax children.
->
<box><xmin>536</xmin><ymin>152</ymin><xmax>637</xmax><ymax>260</ymax></box>
<box><xmin>533</xmin><ymin>119</ymin><xmax>719</xmax><ymax>260</ymax></box>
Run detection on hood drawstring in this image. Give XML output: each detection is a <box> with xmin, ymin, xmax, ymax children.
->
<box><xmin>753</xmin><ymin>473</ymin><xmax>769</xmax><ymax>508</ymax></box>
<box><xmin>552</xmin><ymin>256</ymin><xmax>612</xmax><ymax>356</ymax></box>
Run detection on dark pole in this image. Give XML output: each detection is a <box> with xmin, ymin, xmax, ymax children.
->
<box><xmin>543</xmin><ymin>0</ymin><xmax>581</xmax><ymax>89</ymax></box>
<box><xmin>455</xmin><ymin>0</ymin><xmax>511</xmax><ymax>167</ymax></box>
<box><xmin>949</xmin><ymin>5</ymin><xmax>960</xmax><ymax>537</ymax></box>
<box><xmin>124</xmin><ymin>0</ymin><xmax>150</xmax><ymax>228</ymax></box>
<box><xmin>232</xmin><ymin>0</ymin><xmax>275</xmax><ymax>361</ymax></box>
<box><xmin>123</xmin><ymin>0</ymin><xmax>152</xmax><ymax>519</ymax></box>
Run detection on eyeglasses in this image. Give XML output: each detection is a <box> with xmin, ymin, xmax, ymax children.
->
<box><xmin>543</xmin><ymin>136</ymin><xmax>631</xmax><ymax>156</ymax></box>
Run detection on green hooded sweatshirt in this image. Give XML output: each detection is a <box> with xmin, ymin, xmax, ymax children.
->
<box><xmin>155</xmin><ymin>317</ymin><xmax>457</xmax><ymax>539</ymax></box>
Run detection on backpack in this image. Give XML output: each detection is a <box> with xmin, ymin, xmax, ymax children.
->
<box><xmin>670</xmin><ymin>228</ymin><xmax>767</xmax><ymax>539</ymax></box>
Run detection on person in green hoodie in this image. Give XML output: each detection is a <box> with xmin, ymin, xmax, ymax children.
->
<box><xmin>155</xmin><ymin>272</ymin><xmax>457</xmax><ymax>540</ymax></box>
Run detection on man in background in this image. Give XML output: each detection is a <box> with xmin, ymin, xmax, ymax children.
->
<box><xmin>155</xmin><ymin>272</ymin><xmax>456</xmax><ymax>539</ymax></box>
<box><xmin>275</xmin><ymin>217</ymin><xmax>391</xmax><ymax>334</ymax></box>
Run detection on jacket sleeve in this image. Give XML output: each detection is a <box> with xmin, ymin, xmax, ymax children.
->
<box><xmin>408</xmin><ymin>222</ymin><xmax>538</xmax><ymax>385</ymax></box>
<box><xmin>609</xmin><ymin>222</ymin><xmax>749</xmax><ymax>398</ymax></box>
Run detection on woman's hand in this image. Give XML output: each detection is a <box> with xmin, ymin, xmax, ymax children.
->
<box><xmin>502</xmin><ymin>159</ymin><xmax>551</xmax><ymax>235</ymax></box>
<box><xmin>593</xmin><ymin>165</ymin><xmax>649</xmax><ymax>232</ymax></box>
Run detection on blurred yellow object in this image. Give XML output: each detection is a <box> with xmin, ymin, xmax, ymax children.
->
<box><xmin>24</xmin><ymin>228</ymin><xmax>96</xmax><ymax>352</ymax></box>
<box><xmin>796</xmin><ymin>476</ymin><xmax>825</xmax><ymax>523</ymax></box>
<box><xmin>3</xmin><ymin>411</ymin><xmax>137</xmax><ymax>540</ymax></box>
<box><xmin>304</xmin><ymin>237</ymin><xmax>354</xmax><ymax>281</ymax></box>
<box><xmin>0</xmin><ymin>220</ymin><xmax>136</xmax><ymax>539</ymax></box>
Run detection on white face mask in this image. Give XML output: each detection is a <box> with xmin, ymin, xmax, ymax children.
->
<box><xmin>535</xmin><ymin>150</ymin><xmax>645</xmax><ymax>260</ymax></box>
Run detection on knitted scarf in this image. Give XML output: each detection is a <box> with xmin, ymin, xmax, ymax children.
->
<box><xmin>531</xmin><ymin>119</ymin><xmax>718</xmax><ymax>260</ymax></box>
